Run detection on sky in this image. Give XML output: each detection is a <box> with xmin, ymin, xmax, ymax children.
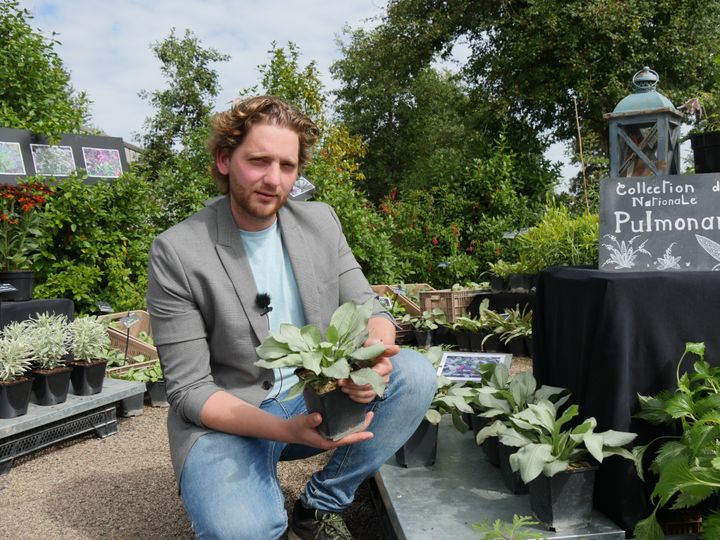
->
<box><xmin>23</xmin><ymin>0</ymin><xmax>387</xmax><ymax>143</ymax></box>
<box><xmin>22</xmin><ymin>0</ymin><xmax>577</xmax><ymax>182</ymax></box>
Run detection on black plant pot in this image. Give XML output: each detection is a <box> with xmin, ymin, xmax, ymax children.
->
<box><xmin>490</xmin><ymin>275</ymin><xmax>506</xmax><ymax>293</ymax></box>
<box><xmin>69</xmin><ymin>360</ymin><xmax>107</xmax><ymax>396</ymax></box>
<box><xmin>471</xmin><ymin>414</ymin><xmax>500</xmax><ymax>467</ymax></box>
<box><xmin>481</xmin><ymin>332</ymin><xmax>505</xmax><ymax>353</ymax></box>
<box><xmin>528</xmin><ymin>466</ymin><xmax>598</xmax><ymax>531</ymax></box>
<box><xmin>499</xmin><ymin>442</ymin><xmax>528</xmax><ymax>494</ymax></box>
<box><xmin>469</xmin><ymin>332</ymin><xmax>484</xmax><ymax>352</ymax></box>
<box><xmin>413</xmin><ymin>330</ymin><xmax>432</xmax><ymax>348</ymax></box>
<box><xmin>0</xmin><ymin>377</ymin><xmax>32</xmax><ymax>419</ymax></box>
<box><xmin>31</xmin><ymin>367</ymin><xmax>71</xmax><ymax>405</ymax></box>
<box><xmin>525</xmin><ymin>336</ymin><xmax>535</xmax><ymax>358</ymax></box>
<box><xmin>0</xmin><ymin>270</ymin><xmax>34</xmax><ymax>301</ymax></box>
<box><xmin>146</xmin><ymin>380</ymin><xmax>169</xmax><ymax>407</ymax></box>
<box><xmin>508</xmin><ymin>273</ymin><xmax>534</xmax><ymax>293</ymax></box>
<box><xmin>690</xmin><ymin>132</ymin><xmax>720</xmax><ymax>173</ymax></box>
<box><xmin>507</xmin><ymin>337</ymin><xmax>527</xmax><ymax>356</ymax></box>
<box><xmin>455</xmin><ymin>331</ymin><xmax>471</xmax><ymax>351</ymax></box>
<box><xmin>395</xmin><ymin>419</ymin><xmax>438</xmax><ymax>468</ymax></box>
<box><xmin>303</xmin><ymin>384</ymin><xmax>367</xmax><ymax>441</ymax></box>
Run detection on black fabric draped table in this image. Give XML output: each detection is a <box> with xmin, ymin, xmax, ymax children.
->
<box><xmin>533</xmin><ymin>266</ymin><xmax>720</xmax><ymax>533</ymax></box>
<box><xmin>0</xmin><ymin>298</ymin><xmax>74</xmax><ymax>329</ymax></box>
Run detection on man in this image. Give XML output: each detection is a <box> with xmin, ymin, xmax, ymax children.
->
<box><xmin>146</xmin><ymin>95</ymin><xmax>436</xmax><ymax>540</ymax></box>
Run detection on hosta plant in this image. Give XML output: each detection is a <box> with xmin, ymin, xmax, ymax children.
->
<box><xmin>123</xmin><ymin>360</ymin><xmax>164</xmax><ymax>383</ymax></box>
<box><xmin>69</xmin><ymin>316</ymin><xmax>111</xmax><ymax>362</ymax></box>
<box><xmin>505</xmin><ymin>400</ymin><xmax>637</xmax><ymax>484</ymax></box>
<box><xmin>255</xmin><ymin>299</ymin><xmax>387</xmax><ymax>398</ymax></box>
<box><xmin>423</xmin><ymin>346</ymin><xmax>473</xmax><ymax>432</ymax></box>
<box><xmin>632</xmin><ymin>342</ymin><xmax>720</xmax><ymax>540</ymax></box>
<box><xmin>0</xmin><ymin>324</ymin><xmax>33</xmax><ymax>381</ymax></box>
<box><xmin>400</xmin><ymin>307</ymin><xmax>448</xmax><ymax>332</ymax></box>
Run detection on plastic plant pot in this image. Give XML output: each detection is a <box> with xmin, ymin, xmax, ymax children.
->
<box><xmin>528</xmin><ymin>465</ymin><xmax>598</xmax><ymax>531</ymax></box>
<box><xmin>455</xmin><ymin>332</ymin><xmax>471</xmax><ymax>351</ymax></box>
<box><xmin>302</xmin><ymin>384</ymin><xmax>368</xmax><ymax>441</ymax></box>
<box><xmin>146</xmin><ymin>380</ymin><xmax>169</xmax><ymax>407</ymax></box>
<box><xmin>69</xmin><ymin>360</ymin><xmax>107</xmax><ymax>396</ymax></box>
<box><xmin>499</xmin><ymin>442</ymin><xmax>528</xmax><ymax>494</ymax></box>
<box><xmin>395</xmin><ymin>419</ymin><xmax>438</xmax><ymax>468</ymax></box>
<box><xmin>0</xmin><ymin>378</ymin><xmax>32</xmax><ymax>419</ymax></box>
<box><xmin>31</xmin><ymin>367</ymin><xmax>71</xmax><ymax>405</ymax></box>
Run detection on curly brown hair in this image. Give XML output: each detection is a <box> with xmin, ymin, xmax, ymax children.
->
<box><xmin>208</xmin><ymin>96</ymin><xmax>320</xmax><ymax>193</ymax></box>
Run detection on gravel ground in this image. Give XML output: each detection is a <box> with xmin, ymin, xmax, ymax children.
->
<box><xmin>0</xmin><ymin>356</ymin><xmax>532</xmax><ymax>540</ymax></box>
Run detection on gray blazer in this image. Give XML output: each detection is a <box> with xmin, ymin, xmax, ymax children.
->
<box><xmin>146</xmin><ymin>195</ymin><xmax>390</xmax><ymax>480</ymax></box>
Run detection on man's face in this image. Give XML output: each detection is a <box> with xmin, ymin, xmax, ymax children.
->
<box><xmin>217</xmin><ymin>122</ymin><xmax>300</xmax><ymax>231</ymax></box>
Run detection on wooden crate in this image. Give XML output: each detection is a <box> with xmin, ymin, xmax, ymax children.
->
<box><xmin>371</xmin><ymin>284</ymin><xmax>435</xmax><ymax>316</ymax></box>
<box><xmin>100</xmin><ymin>310</ymin><xmax>152</xmax><ymax>339</ymax></box>
<box><xmin>418</xmin><ymin>289</ymin><xmax>481</xmax><ymax>323</ymax></box>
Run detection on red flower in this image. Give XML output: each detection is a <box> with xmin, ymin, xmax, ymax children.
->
<box><xmin>432</xmin><ymin>238</ymin><xmax>439</xmax><ymax>245</ymax></box>
<box><xmin>451</xmin><ymin>223</ymin><xmax>459</xmax><ymax>237</ymax></box>
<box><xmin>469</xmin><ymin>241</ymin><xmax>474</xmax><ymax>253</ymax></box>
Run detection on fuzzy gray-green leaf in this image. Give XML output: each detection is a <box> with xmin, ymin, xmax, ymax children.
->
<box><xmin>350</xmin><ymin>367</ymin><xmax>386</xmax><ymax>396</ymax></box>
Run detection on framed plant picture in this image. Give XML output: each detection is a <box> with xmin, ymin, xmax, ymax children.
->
<box><xmin>289</xmin><ymin>175</ymin><xmax>315</xmax><ymax>201</ymax></box>
<box><xmin>82</xmin><ymin>147</ymin><xmax>123</xmax><ymax>178</ymax></box>
<box><xmin>31</xmin><ymin>144</ymin><xmax>76</xmax><ymax>176</ymax></box>
<box><xmin>437</xmin><ymin>351</ymin><xmax>512</xmax><ymax>382</ymax></box>
<box><xmin>0</xmin><ymin>142</ymin><xmax>26</xmax><ymax>175</ymax></box>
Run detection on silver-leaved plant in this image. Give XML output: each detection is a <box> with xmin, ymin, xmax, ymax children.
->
<box><xmin>254</xmin><ymin>299</ymin><xmax>387</xmax><ymax>398</ymax></box>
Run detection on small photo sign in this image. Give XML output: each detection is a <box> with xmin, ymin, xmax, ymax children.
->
<box><xmin>0</xmin><ymin>142</ymin><xmax>25</xmax><ymax>175</ymax></box>
<box><xmin>437</xmin><ymin>351</ymin><xmax>512</xmax><ymax>382</ymax></box>
<box><xmin>600</xmin><ymin>173</ymin><xmax>720</xmax><ymax>271</ymax></box>
<box><xmin>119</xmin><ymin>312</ymin><xmax>141</xmax><ymax>329</ymax></box>
<box><xmin>289</xmin><ymin>175</ymin><xmax>315</xmax><ymax>201</ymax></box>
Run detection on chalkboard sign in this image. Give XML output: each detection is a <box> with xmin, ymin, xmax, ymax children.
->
<box><xmin>599</xmin><ymin>173</ymin><xmax>720</xmax><ymax>271</ymax></box>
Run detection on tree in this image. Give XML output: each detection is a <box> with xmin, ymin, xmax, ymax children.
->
<box><xmin>136</xmin><ymin>28</ymin><xmax>229</xmax><ymax>182</ymax></box>
<box><xmin>335</xmin><ymin>0</ymin><xmax>720</xmax><ymax>150</ymax></box>
<box><xmin>0</xmin><ymin>1</ymin><xmax>90</xmax><ymax>140</ymax></box>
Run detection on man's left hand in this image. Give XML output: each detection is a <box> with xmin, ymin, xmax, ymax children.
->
<box><xmin>338</xmin><ymin>342</ymin><xmax>399</xmax><ymax>404</ymax></box>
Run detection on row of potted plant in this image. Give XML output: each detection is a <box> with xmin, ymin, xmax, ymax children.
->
<box><xmin>401</xmin><ymin>299</ymin><xmax>533</xmax><ymax>356</ymax></box>
<box><xmin>0</xmin><ymin>313</ymin><xmax>111</xmax><ymax>419</ymax></box>
<box><xmin>109</xmin><ymin>359</ymin><xmax>168</xmax><ymax>408</ymax></box>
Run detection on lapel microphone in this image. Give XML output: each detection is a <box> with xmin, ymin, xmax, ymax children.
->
<box><xmin>255</xmin><ymin>293</ymin><xmax>273</xmax><ymax>316</ymax></box>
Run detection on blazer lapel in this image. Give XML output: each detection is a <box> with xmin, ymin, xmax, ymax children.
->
<box><xmin>279</xmin><ymin>205</ymin><xmax>322</xmax><ymax>330</ymax></box>
<box><xmin>213</xmin><ymin>197</ymin><xmax>269</xmax><ymax>343</ymax></box>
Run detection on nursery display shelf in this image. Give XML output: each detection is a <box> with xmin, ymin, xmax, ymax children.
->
<box><xmin>374</xmin><ymin>417</ymin><xmax>626</xmax><ymax>540</ymax></box>
<box><xmin>0</xmin><ymin>378</ymin><xmax>145</xmax><ymax>475</ymax></box>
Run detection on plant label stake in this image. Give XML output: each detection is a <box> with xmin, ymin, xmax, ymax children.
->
<box><xmin>119</xmin><ymin>311</ymin><xmax>141</xmax><ymax>360</ymax></box>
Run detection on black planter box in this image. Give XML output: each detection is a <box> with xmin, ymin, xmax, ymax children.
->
<box><xmin>69</xmin><ymin>361</ymin><xmax>107</xmax><ymax>396</ymax></box>
<box><xmin>528</xmin><ymin>466</ymin><xmax>597</xmax><ymax>531</ymax></box>
<box><xmin>414</xmin><ymin>330</ymin><xmax>431</xmax><ymax>348</ymax></box>
<box><xmin>507</xmin><ymin>336</ymin><xmax>527</xmax><ymax>356</ymax></box>
<box><xmin>0</xmin><ymin>377</ymin><xmax>32</xmax><ymax>419</ymax></box>
<box><xmin>303</xmin><ymin>384</ymin><xmax>367</xmax><ymax>441</ymax></box>
<box><xmin>490</xmin><ymin>275</ymin><xmax>506</xmax><ymax>293</ymax></box>
<box><xmin>31</xmin><ymin>367</ymin><xmax>71</xmax><ymax>405</ymax></box>
<box><xmin>395</xmin><ymin>419</ymin><xmax>438</xmax><ymax>468</ymax></box>
<box><xmin>508</xmin><ymin>273</ymin><xmax>535</xmax><ymax>294</ymax></box>
<box><xmin>499</xmin><ymin>442</ymin><xmax>528</xmax><ymax>494</ymax></box>
<box><xmin>471</xmin><ymin>414</ymin><xmax>500</xmax><ymax>467</ymax></box>
<box><xmin>469</xmin><ymin>332</ymin><xmax>484</xmax><ymax>352</ymax></box>
<box><xmin>0</xmin><ymin>270</ymin><xmax>34</xmax><ymax>301</ymax></box>
<box><xmin>481</xmin><ymin>332</ymin><xmax>505</xmax><ymax>353</ymax></box>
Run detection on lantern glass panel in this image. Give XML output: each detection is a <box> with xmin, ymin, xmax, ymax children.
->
<box><xmin>619</xmin><ymin>123</ymin><xmax>658</xmax><ymax>177</ymax></box>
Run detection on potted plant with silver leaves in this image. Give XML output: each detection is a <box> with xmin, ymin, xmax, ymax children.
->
<box><xmin>0</xmin><ymin>327</ymin><xmax>34</xmax><ymax>418</ymax></box>
<box><xmin>255</xmin><ymin>299</ymin><xmax>387</xmax><ymax>441</ymax></box>
<box><xmin>68</xmin><ymin>316</ymin><xmax>111</xmax><ymax>395</ymax></box>
<box><xmin>503</xmin><ymin>400</ymin><xmax>637</xmax><ymax>531</ymax></box>
<box><xmin>396</xmin><ymin>346</ymin><xmax>473</xmax><ymax>468</ymax></box>
<box><xmin>25</xmin><ymin>313</ymin><xmax>72</xmax><ymax>405</ymax></box>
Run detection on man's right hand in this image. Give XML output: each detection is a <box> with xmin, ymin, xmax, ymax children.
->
<box><xmin>286</xmin><ymin>411</ymin><xmax>374</xmax><ymax>449</ymax></box>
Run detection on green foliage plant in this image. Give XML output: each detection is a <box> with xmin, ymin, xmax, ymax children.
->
<box><xmin>515</xmin><ymin>203</ymin><xmax>599</xmax><ymax>274</ymax></box>
<box><xmin>0</xmin><ymin>322</ymin><xmax>33</xmax><ymax>381</ymax></box>
<box><xmin>452</xmin><ymin>314</ymin><xmax>483</xmax><ymax>334</ymax></box>
<box><xmin>488</xmin><ymin>260</ymin><xmax>524</xmax><ymax>280</ymax></box>
<box><xmin>255</xmin><ymin>299</ymin><xmax>387</xmax><ymax>398</ymax></box>
<box><xmin>123</xmin><ymin>360</ymin><xmax>164</xmax><ymax>384</ymax></box>
<box><xmin>422</xmin><ymin>345</ymin><xmax>473</xmax><ymax>432</ymax></box>
<box><xmin>504</xmin><ymin>400</ymin><xmax>637</xmax><ymax>484</ymax></box>
<box><xmin>632</xmin><ymin>342</ymin><xmax>720</xmax><ymax>540</ymax></box>
<box><xmin>0</xmin><ymin>181</ymin><xmax>52</xmax><ymax>271</ymax></box>
<box><xmin>473</xmin><ymin>514</ymin><xmax>546</xmax><ymax>540</ymax></box>
<box><xmin>33</xmin><ymin>172</ymin><xmax>157</xmax><ymax>313</ymax></box>
<box><xmin>400</xmin><ymin>308</ymin><xmax>448</xmax><ymax>332</ymax></box>
<box><xmin>25</xmin><ymin>312</ymin><xmax>70</xmax><ymax>370</ymax></box>
<box><xmin>497</xmin><ymin>305</ymin><xmax>532</xmax><ymax>346</ymax></box>
<box><xmin>69</xmin><ymin>316</ymin><xmax>111</xmax><ymax>363</ymax></box>
<box><xmin>0</xmin><ymin>1</ymin><xmax>90</xmax><ymax>140</ymax></box>
<box><xmin>473</xmin><ymin>363</ymin><xmax>570</xmax><ymax>447</ymax></box>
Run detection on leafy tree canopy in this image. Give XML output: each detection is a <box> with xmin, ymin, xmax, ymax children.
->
<box><xmin>0</xmin><ymin>0</ymin><xmax>90</xmax><ymax>140</ymax></box>
<box><xmin>335</xmin><ymin>0</ymin><xmax>720</xmax><ymax>148</ymax></box>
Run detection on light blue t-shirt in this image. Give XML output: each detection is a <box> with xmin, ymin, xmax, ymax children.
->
<box><xmin>239</xmin><ymin>219</ymin><xmax>306</xmax><ymax>399</ymax></box>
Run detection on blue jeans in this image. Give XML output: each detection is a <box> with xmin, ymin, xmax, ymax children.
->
<box><xmin>179</xmin><ymin>348</ymin><xmax>436</xmax><ymax>539</ymax></box>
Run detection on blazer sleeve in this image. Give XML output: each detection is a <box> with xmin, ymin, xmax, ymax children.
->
<box><xmin>146</xmin><ymin>235</ymin><xmax>222</xmax><ymax>427</ymax></box>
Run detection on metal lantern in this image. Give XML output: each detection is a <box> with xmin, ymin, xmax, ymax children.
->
<box><xmin>605</xmin><ymin>67</ymin><xmax>683</xmax><ymax>177</ymax></box>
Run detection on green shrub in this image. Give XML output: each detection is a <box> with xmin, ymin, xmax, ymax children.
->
<box><xmin>33</xmin><ymin>172</ymin><xmax>157</xmax><ymax>314</ymax></box>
